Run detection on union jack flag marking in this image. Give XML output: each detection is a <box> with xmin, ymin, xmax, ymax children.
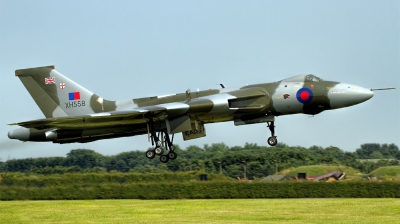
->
<box><xmin>59</xmin><ymin>83</ymin><xmax>66</xmax><ymax>89</ymax></box>
<box><xmin>45</xmin><ymin>77</ymin><xmax>56</xmax><ymax>84</ymax></box>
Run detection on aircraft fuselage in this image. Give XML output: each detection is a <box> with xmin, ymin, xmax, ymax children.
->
<box><xmin>8</xmin><ymin>68</ymin><xmax>374</xmax><ymax>148</ymax></box>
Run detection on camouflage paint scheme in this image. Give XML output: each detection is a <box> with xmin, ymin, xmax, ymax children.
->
<box><xmin>9</xmin><ymin>65</ymin><xmax>375</xmax><ymax>150</ymax></box>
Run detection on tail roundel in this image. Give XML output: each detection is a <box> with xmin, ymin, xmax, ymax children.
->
<box><xmin>15</xmin><ymin>65</ymin><xmax>113</xmax><ymax>118</ymax></box>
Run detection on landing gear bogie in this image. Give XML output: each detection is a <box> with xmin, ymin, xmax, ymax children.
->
<box><xmin>145</xmin><ymin>115</ymin><xmax>178</xmax><ymax>163</ymax></box>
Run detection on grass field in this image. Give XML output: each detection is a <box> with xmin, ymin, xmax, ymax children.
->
<box><xmin>281</xmin><ymin>165</ymin><xmax>360</xmax><ymax>176</ymax></box>
<box><xmin>0</xmin><ymin>199</ymin><xmax>399</xmax><ymax>223</ymax></box>
<box><xmin>369</xmin><ymin>166</ymin><xmax>400</xmax><ymax>178</ymax></box>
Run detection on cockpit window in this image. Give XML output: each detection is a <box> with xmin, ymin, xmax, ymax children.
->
<box><xmin>306</xmin><ymin>75</ymin><xmax>322</xmax><ymax>82</ymax></box>
<box><xmin>280</xmin><ymin>74</ymin><xmax>323</xmax><ymax>82</ymax></box>
<box><xmin>313</xmin><ymin>76</ymin><xmax>322</xmax><ymax>82</ymax></box>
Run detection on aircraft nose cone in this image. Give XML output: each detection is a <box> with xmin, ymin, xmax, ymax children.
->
<box><xmin>349</xmin><ymin>87</ymin><xmax>374</xmax><ymax>102</ymax></box>
<box><xmin>361</xmin><ymin>88</ymin><xmax>374</xmax><ymax>100</ymax></box>
<box><xmin>329</xmin><ymin>84</ymin><xmax>374</xmax><ymax>109</ymax></box>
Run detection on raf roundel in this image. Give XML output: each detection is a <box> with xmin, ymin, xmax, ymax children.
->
<box><xmin>296</xmin><ymin>88</ymin><xmax>313</xmax><ymax>103</ymax></box>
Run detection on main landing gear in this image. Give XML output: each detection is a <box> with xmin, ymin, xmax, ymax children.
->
<box><xmin>145</xmin><ymin>116</ymin><xmax>177</xmax><ymax>163</ymax></box>
<box><xmin>267</xmin><ymin>121</ymin><xmax>278</xmax><ymax>146</ymax></box>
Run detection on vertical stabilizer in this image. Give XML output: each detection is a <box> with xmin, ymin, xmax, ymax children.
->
<box><xmin>15</xmin><ymin>65</ymin><xmax>115</xmax><ymax>118</ymax></box>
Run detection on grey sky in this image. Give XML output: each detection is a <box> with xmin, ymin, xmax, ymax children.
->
<box><xmin>0</xmin><ymin>1</ymin><xmax>399</xmax><ymax>160</ymax></box>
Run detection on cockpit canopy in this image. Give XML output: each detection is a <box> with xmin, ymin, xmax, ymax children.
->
<box><xmin>281</xmin><ymin>74</ymin><xmax>323</xmax><ymax>82</ymax></box>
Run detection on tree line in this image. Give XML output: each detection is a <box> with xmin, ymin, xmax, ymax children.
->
<box><xmin>1</xmin><ymin>143</ymin><xmax>398</xmax><ymax>178</ymax></box>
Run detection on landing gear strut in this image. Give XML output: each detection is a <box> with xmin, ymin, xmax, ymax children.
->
<box><xmin>144</xmin><ymin>116</ymin><xmax>178</xmax><ymax>163</ymax></box>
<box><xmin>267</xmin><ymin>121</ymin><xmax>278</xmax><ymax>146</ymax></box>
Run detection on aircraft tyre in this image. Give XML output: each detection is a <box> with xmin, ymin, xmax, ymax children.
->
<box><xmin>154</xmin><ymin>147</ymin><xmax>164</xmax><ymax>155</ymax></box>
<box><xmin>160</xmin><ymin>155</ymin><xmax>169</xmax><ymax>163</ymax></box>
<box><xmin>168</xmin><ymin>151</ymin><xmax>177</xmax><ymax>160</ymax></box>
<box><xmin>146</xmin><ymin>150</ymin><xmax>156</xmax><ymax>159</ymax></box>
<box><xmin>267</xmin><ymin>136</ymin><xmax>278</xmax><ymax>146</ymax></box>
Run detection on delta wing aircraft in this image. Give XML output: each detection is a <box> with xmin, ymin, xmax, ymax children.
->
<box><xmin>8</xmin><ymin>66</ymin><xmax>395</xmax><ymax>163</ymax></box>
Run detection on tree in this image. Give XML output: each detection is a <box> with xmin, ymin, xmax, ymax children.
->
<box><xmin>66</xmin><ymin>165</ymin><xmax>82</xmax><ymax>173</ymax></box>
<box><xmin>369</xmin><ymin>151</ymin><xmax>384</xmax><ymax>159</ymax></box>
<box><xmin>3</xmin><ymin>142</ymin><xmax>398</xmax><ymax>177</ymax></box>
<box><xmin>356</xmin><ymin>143</ymin><xmax>381</xmax><ymax>159</ymax></box>
<box><xmin>384</xmin><ymin>143</ymin><xmax>400</xmax><ymax>159</ymax></box>
<box><xmin>184</xmin><ymin>145</ymin><xmax>207</xmax><ymax>160</ymax></box>
<box><xmin>65</xmin><ymin>149</ymin><xmax>104</xmax><ymax>169</ymax></box>
<box><xmin>116</xmin><ymin>159</ymin><xmax>130</xmax><ymax>172</ymax></box>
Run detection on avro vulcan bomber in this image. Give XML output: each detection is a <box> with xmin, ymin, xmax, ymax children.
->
<box><xmin>8</xmin><ymin>66</ymin><xmax>394</xmax><ymax>163</ymax></box>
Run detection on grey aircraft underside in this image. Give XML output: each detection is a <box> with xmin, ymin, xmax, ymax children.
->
<box><xmin>7</xmin><ymin>66</ymin><xmax>395</xmax><ymax>163</ymax></box>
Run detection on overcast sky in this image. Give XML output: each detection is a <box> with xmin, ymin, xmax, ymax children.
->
<box><xmin>0</xmin><ymin>1</ymin><xmax>399</xmax><ymax>160</ymax></box>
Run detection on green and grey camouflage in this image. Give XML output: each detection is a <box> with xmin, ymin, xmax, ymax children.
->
<box><xmin>8</xmin><ymin>65</ymin><xmax>392</xmax><ymax>163</ymax></box>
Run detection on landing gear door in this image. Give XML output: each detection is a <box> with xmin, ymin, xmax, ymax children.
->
<box><xmin>182</xmin><ymin>122</ymin><xmax>206</xmax><ymax>141</ymax></box>
<box><xmin>166</xmin><ymin>115</ymin><xmax>192</xmax><ymax>134</ymax></box>
<box><xmin>234</xmin><ymin>115</ymin><xmax>274</xmax><ymax>126</ymax></box>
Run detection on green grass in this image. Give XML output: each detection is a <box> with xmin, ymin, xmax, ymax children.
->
<box><xmin>282</xmin><ymin>165</ymin><xmax>359</xmax><ymax>176</ymax></box>
<box><xmin>0</xmin><ymin>199</ymin><xmax>399</xmax><ymax>223</ymax></box>
<box><xmin>369</xmin><ymin>166</ymin><xmax>400</xmax><ymax>178</ymax></box>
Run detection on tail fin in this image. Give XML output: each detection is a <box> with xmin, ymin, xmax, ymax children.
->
<box><xmin>15</xmin><ymin>65</ymin><xmax>115</xmax><ymax>118</ymax></box>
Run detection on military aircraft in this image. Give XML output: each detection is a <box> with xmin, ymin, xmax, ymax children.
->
<box><xmin>8</xmin><ymin>66</ymin><xmax>395</xmax><ymax>163</ymax></box>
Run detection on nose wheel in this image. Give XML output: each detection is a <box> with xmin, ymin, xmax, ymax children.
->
<box><xmin>267</xmin><ymin>136</ymin><xmax>278</xmax><ymax>146</ymax></box>
<box><xmin>267</xmin><ymin>121</ymin><xmax>278</xmax><ymax>146</ymax></box>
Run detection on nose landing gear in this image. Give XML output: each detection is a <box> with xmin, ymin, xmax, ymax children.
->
<box><xmin>267</xmin><ymin>121</ymin><xmax>278</xmax><ymax>146</ymax></box>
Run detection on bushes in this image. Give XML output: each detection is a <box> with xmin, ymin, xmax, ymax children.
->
<box><xmin>0</xmin><ymin>171</ymin><xmax>227</xmax><ymax>187</ymax></box>
<box><xmin>1</xmin><ymin>181</ymin><xmax>399</xmax><ymax>200</ymax></box>
<box><xmin>1</xmin><ymin>172</ymin><xmax>398</xmax><ymax>200</ymax></box>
